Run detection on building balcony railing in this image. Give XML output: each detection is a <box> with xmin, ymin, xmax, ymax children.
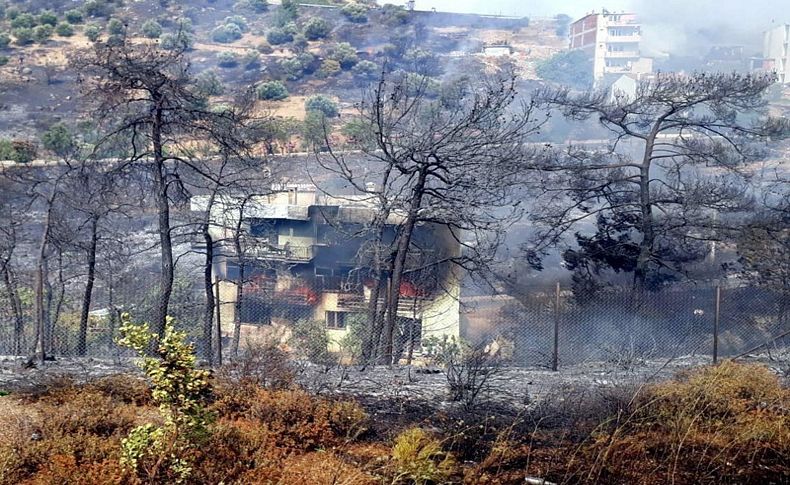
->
<box><xmin>605</xmin><ymin>50</ymin><xmax>641</xmax><ymax>58</ymax></box>
<box><xmin>236</xmin><ymin>238</ymin><xmax>314</xmax><ymax>262</ymax></box>
<box><xmin>606</xmin><ymin>35</ymin><xmax>641</xmax><ymax>43</ymax></box>
<box><xmin>336</xmin><ymin>293</ymin><xmax>431</xmax><ymax>315</ymax></box>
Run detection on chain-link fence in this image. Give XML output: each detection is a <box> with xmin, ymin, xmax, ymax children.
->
<box><xmin>0</xmin><ymin>276</ymin><xmax>787</xmax><ymax>371</ymax></box>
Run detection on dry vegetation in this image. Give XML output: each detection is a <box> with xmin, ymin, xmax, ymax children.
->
<box><xmin>0</xmin><ymin>359</ymin><xmax>786</xmax><ymax>484</ymax></box>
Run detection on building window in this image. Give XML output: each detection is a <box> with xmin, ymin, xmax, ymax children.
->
<box><xmin>325</xmin><ymin>311</ymin><xmax>347</xmax><ymax>329</ymax></box>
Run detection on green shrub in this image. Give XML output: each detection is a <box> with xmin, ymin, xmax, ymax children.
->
<box><xmin>256</xmin><ymin>80</ymin><xmax>288</xmax><ymax>100</ymax></box>
<box><xmin>65</xmin><ymin>9</ymin><xmax>84</xmax><ymax>24</ymax></box>
<box><xmin>84</xmin><ymin>0</ymin><xmax>116</xmax><ymax>18</ymax></box>
<box><xmin>277</xmin><ymin>52</ymin><xmax>313</xmax><ymax>80</ymax></box>
<box><xmin>327</xmin><ymin>42</ymin><xmax>358</xmax><ymax>69</ymax></box>
<box><xmin>238</xmin><ymin>0</ymin><xmax>269</xmax><ymax>13</ymax></box>
<box><xmin>10</xmin><ymin>13</ymin><xmax>36</xmax><ymax>30</ymax></box>
<box><xmin>141</xmin><ymin>19</ymin><xmax>162</xmax><ymax>39</ymax></box>
<box><xmin>217</xmin><ymin>51</ymin><xmax>239</xmax><ymax>68</ymax></box>
<box><xmin>32</xmin><ymin>24</ymin><xmax>53</xmax><ymax>43</ymax></box>
<box><xmin>107</xmin><ymin>18</ymin><xmax>124</xmax><ymax>35</ymax></box>
<box><xmin>160</xmin><ymin>31</ymin><xmax>193</xmax><ymax>50</ymax></box>
<box><xmin>351</xmin><ymin>59</ymin><xmax>379</xmax><ymax>82</ymax></box>
<box><xmin>266</xmin><ymin>26</ymin><xmax>293</xmax><ymax>45</ymax></box>
<box><xmin>38</xmin><ymin>10</ymin><xmax>58</xmax><ymax>27</ymax></box>
<box><xmin>341</xmin><ymin>3</ymin><xmax>369</xmax><ymax>23</ymax></box>
<box><xmin>391</xmin><ymin>428</ymin><xmax>455</xmax><ymax>484</ymax></box>
<box><xmin>302</xmin><ymin>17</ymin><xmax>330</xmax><ymax>40</ymax></box>
<box><xmin>0</xmin><ymin>56</ymin><xmax>8</xmax><ymax>66</ymax></box>
<box><xmin>317</xmin><ymin>58</ymin><xmax>341</xmax><ymax>78</ymax></box>
<box><xmin>290</xmin><ymin>318</ymin><xmax>335</xmax><ymax>364</ymax></box>
<box><xmin>117</xmin><ymin>314</ymin><xmax>212</xmax><ymax>484</ymax></box>
<box><xmin>224</xmin><ymin>15</ymin><xmax>248</xmax><ymax>32</ymax></box>
<box><xmin>195</xmin><ymin>69</ymin><xmax>225</xmax><ymax>97</ymax></box>
<box><xmin>84</xmin><ymin>23</ymin><xmax>102</xmax><ymax>42</ymax></box>
<box><xmin>55</xmin><ymin>22</ymin><xmax>74</xmax><ymax>37</ymax></box>
<box><xmin>0</xmin><ymin>139</ymin><xmax>37</xmax><ymax>163</ymax></box>
<box><xmin>12</xmin><ymin>27</ymin><xmax>33</xmax><ymax>45</ymax></box>
<box><xmin>42</xmin><ymin>123</ymin><xmax>77</xmax><ymax>157</ymax></box>
<box><xmin>0</xmin><ymin>33</ymin><xmax>10</xmax><ymax>49</ymax></box>
<box><xmin>257</xmin><ymin>40</ymin><xmax>273</xmax><ymax>54</ymax></box>
<box><xmin>211</xmin><ymin>23</ymin><xmax>242</xmax><ymax>43</ymax></box>
<box><xmin>5</xmin><ymin>7</ymin><xmax>19</xmax><ymax>21</ymax></box>
<box><xmin>242</xmin><ymin>49</ymin><xmax>260</xmax><ymax>69</ymax></box>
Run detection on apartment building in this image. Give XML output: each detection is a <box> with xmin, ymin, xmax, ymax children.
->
<box><xmin>762</xmin><ymin>24</ymin><xmax>790</xmax><ymax>83</ymax></box>
<box><xmin>192</xmin><ymin>185</ymin><xmax>462</xmax><ymax>356</ymax></box>
<box><xmin>569</xmin><ymin>10</ymin><xmax>653</xmax><ymax>84</ymax></box>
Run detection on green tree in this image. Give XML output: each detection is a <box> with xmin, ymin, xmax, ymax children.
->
<box><xmin>305</xmin><ymin>94</ymin><xmax>339</xmax><ymax>118</ymax></box>
<box><xmin>10</xmin><ymin>13</ymin><xmax>36</xmax><ymax>29</ymax></box>
<box><xmin>536</xmin><ymin>49</ymin><xmax>593</xmax><ymax>89</ymax></box>
<box><xmin>267</xmin><ymin>26</ymin><xmax>294</xmax><ymax>45</ymax></box>
<box><xmin>160</xmin><ymin>31</ymin><xmax>193</xmax><ymax>50</ymax></box>
<box><xmin>256</xmin><ymin>80</ymin><xmax>288</xmax><ymax>100</ymax></box>
<box><xmin>141</xmin><ymin>19</ymin><xmax>162</xmax><ymax>39</ymax></box>
<box><xmin>274</xmin><ymin>0</ymin><xmax>298</xmax><ymax>27</ymax></box>
<box><xmin>303</xmin><ymin>17</ymin><xmax>330</xmax><ymax>40</ymax></box>
<box><xmin>351</xmin><ymin>60</ymin><xmax>379</xmax><ymax>82</ymax></box>
<box><xmin>211</xmin><ymin>23</ymin><xmax>242</xmax><ymax>43</ymax></box>
<box><xmin>217</xmin><ymin>51</ymin><xmax>238</xmax><ymax>68</ymax></box>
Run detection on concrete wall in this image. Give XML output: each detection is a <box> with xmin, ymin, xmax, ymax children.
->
<box><xmin>763</xmin><ymin>24</ymin><xmax>789</xmax><ymax>83</ymax></box>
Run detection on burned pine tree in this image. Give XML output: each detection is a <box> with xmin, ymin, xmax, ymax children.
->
<box><xmin>529</xmin><ymin>72</ymin><xmax>787</xmax><ymax>292</ymax></box>
<box><xmin>318</xmin><ymin>69</ymin><xmax>544</xmax><ymax>364</ymax></box>
<box><xmin>71</xmin><ymin>38</ymin><xmax>257</xmax><ymax>337</ymax></box>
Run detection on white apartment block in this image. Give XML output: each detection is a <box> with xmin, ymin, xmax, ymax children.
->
<box><xmin>762</xmin><ymin>24</ymin><xmax>790</xmax><ymax>83</ymax></box>
<box><xmin>569</xmin><ymin>10</ymin><xmax>653</xmax><ymax>84</ymax></box>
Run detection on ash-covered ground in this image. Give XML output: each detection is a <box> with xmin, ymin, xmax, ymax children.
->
<box><xmin>2</xmin><ymin>353</ymin><xmax>786</xmax><ymax>408</ymax></box>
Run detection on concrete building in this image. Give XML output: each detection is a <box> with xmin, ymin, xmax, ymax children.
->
<box><xmin>569</xmin><ymin>10</ymin><xmax>653</xmax><ymax>84</ymax></box>
<box><xmin>192</xmin><ymin>185</ymin><xmax>462</xmax><ymax>357</ymax></box>
<box><xmin>762</xmin><ymin>24</ymin><xmax>790</xmax><ymax>83</ymax></box>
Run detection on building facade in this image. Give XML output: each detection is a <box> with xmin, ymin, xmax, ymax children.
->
<box><xmin>192</xmin><ymin>185</ymin><xmax>462</xmax><ymax>358</ymax></box>
<box><xmin>762</xmin><ymin>24</ymin><xmax>790</xmax><ymax>84</ymax></box>
<box><xmin>569</xmin><ymin>10</ymin><xmax>653</xmax><ymax>84</ymax></box>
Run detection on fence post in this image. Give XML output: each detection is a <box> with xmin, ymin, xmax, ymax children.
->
<box><xmin>713</xmin><ymin>285</ymin><xmax>721</xmax><ymax>364</ymax></box>
<box><xmin>552</xmin><ymin>282</ymin><xmax>560</xmax><ymax>372</ymax></box>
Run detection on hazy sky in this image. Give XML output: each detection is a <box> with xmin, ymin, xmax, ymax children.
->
<box><xmin>378</xmin><ymin>0</ymin><xmax>789</xmax><ymax>55</ymax></box>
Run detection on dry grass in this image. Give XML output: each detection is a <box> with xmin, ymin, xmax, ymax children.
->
<box><xmin>0</xmin><ymin>362</ymin><xmax>786</xmax><ymax>484</ymax></box>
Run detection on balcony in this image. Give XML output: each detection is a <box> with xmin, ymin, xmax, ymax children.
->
<box><xmin>605</xmin><ymin>50</ymin><xmax>640</xmax><ymax>58</ymax></box>
<box><xmin>606</xmin><ymin>34</ymin><xmax>641</xmax><ymax>44</ymax></box>
<box><xmin>336</xmin><ymin>293</ymin><xmax>431</xmax><ymax>315</ymax></box>
<box><xmin>236</xmin><ymin>238</ymin><xmax>315</xmax><ymax>263</ymax></box>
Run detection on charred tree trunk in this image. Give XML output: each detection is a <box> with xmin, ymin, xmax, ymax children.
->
<box><xmin>2</xmin><ymin>266</ymin><xmax>25</xmax><ymax>354</ymax></box>
<box><xmin>382</xmin><ymin>168</ymin><xmax>428</xmax><ymax>364</ymax></box>
<box><xmin>78</xmin><ymin>216</ymin><xmax>99</xmax><ymax>356</ymax></box>
<box><xmin>231</xmin><ymin>255</ymin><xmax>244</xmax><ymax>357</ymax></box>
<box><xmin>203</xmin><ymin>226</ymin><xmax>215</xmax><ymax>365</ymax></box>
<box><xmin>634</xmin><ymin>133</ymin><xmax>657</xmax><ymax>290</ymax></box>
<box><xmin>152</xmin><ymin>103</ymin><xmax>174</xmax><ymax>337</ymax></box>
<box><xmin>34</xmin><ymin>200</ymin><xmax>54</xmax><ymax>364</ymax></box>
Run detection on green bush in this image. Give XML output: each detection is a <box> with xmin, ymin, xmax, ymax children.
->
<box><xmin>33</xmin><ymin>24</ymin><xmax>53</xmax><ymax>43</ymax></box>
<box><xmin>535</xmin><ymin>49</ymin><xmax>593</xmax><ymax>89</ymax></box>
<box><xmin>391</xmin><ymin>428</ymin><xmax>455</xmax><ymax>484</ymax></box>
<box><xmin>266</xmin><ymin>26</ymin><xmax>294</xmax><ymax>45</ymax></box>
<box><xmin>0</xmin><ymin>139</ymin><xmax>37</xmax><ymax>163</ymax></box>
<box><xmin>242</xmin><ymin>49</ymin><xmax>260</xmax><ymax>69</ymax></box>
<box><xmin>217</xmin><ymin>51</ymin><xmax>239</xmax><ymax>68</ymax></box>
<box><xmin>302</xmin><ymin>17</ymin><xmax>330</xmax><ymax>40</ymax></box>
<box><xmin>12</xmin><ymin>27</ymin><xmax>33</xmax><ymax>45</ymax></box>
<box><xmin>224</xmin><ymin>15</ymin><xmax>248</xmax><ymax>32</ymax></box>
<box><xmin>141</xmin><ymin>20</ymin><xmax>162</xmax><ymax>39</ymax></box>
<box><xmin>10</xmin><ymin>13</ymin><xmax>36</xmax><ymax>30</ymax></box>
<box><xmin>257</xmin><ymin>40</ymin><xmax>273</xmax><ymax>54</ymax></box>
<box><xmin>317</xmin><ymin>58</ymin><xmax>341</xmax><ymax>78</ymax></box>
<box><xmin>0</xmin><ymin>56</ymin><xmax>8</xmax><ymax>66</ymax></box>
<box><xmin>239</xmin><ymin>0</ymin><xmax>269</xmax><ymax>13</ymax></box>
<box><xmin>65</xmin><ymin>9</ymin><xmax>84</xmax><ymax>24</ymax></box>
<box><xmin>277</xmin><ymin>52</ymin><xmax>314</xmax><ymax>80</ymax></box>
<box><xmin>0</xmin><ymin>33</ymin><xmax>10</xmax><ymax>49</ymax></box>
<box><xmin>211</xmin><ymin>23</ymin><xmax>242</xmax><ymax>43</ymax></box>
<box><xmin>160</xmin><ymin>31</ymin><xmax>193</xmax><ymax>50</ymax></box>
<box><xmin>84</xmin><ymin>24</ymin><xmax>102</xmax><ymax>42</ymax></box>
<box><xmin>38</xmin><ymin>10</ymin><xmax>58</xmax><ymax>27</ymax></box>
<box><xmin>5</xmin><ymin>7</ymin><xmax>19</xmax><ymax>21</ymax></box>
<box><xmin>290</xmin><ymin>319</ymin><xmax>335</xmax><ymax>365</ymax></box>
<box><xmin>42</xmin><ymin>123</ymin><xmax>77</xmax><ymax>157</ymax></box>
<box><xmin>195</xmin><ymin>69</ymin><xmax>225</xmax><ymax>97</ymax></box>
<box><xmin>117</xmin><ymin>315</ymin><xmax>212</xmax><ymax>484</ymax></box>
<box><xmin>174</xmin><ymin>17</ymin><xmax>194</xmax><ymax>33</ymax></box>
<box><xmin>341</xmin><ymin>3</ymin><xmax>368</xmax><ymax>23</ymax></box>
<box><xmin>84</xmin><ymin>0</ymin><xmax>116</xmax><ymax>18</ymax></box>
<box><xmin>256</xmin><ymin>80</ymin><xmax>289</xmax><ymax>100</ymax></box>
<box><xmin>305</xmin><ymin>95</ymin><xmax>339</xmax><ymax>118</ymax></box>
<box><xmin>327</xmin><ymin>42</ymin><xmax>358</xmax><ymax>70</ymax></box>
<box><xmin>351</xmin><ymin>60</ymin><xmax>379</xmax><ymax>81</ymax></box>
<box><xmin>107</xmin><ymin>18</ymin><xmax>124</xmax><ymax>35</ymax></box>
<box><xmin>55</xmin><ymin>22</ymin><xmax>74</xmax><ymax>37</ymax></box>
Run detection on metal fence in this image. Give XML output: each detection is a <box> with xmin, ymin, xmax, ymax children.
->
<box><xmin>0</xmin><ymin>277</ymin><xmax>787</xmax><ymax>370</ymax></box>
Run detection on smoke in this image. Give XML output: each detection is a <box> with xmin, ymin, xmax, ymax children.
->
<box><xmin>631</xmin><ymin>0</ymin><xmax>789</xmax><ymax>57</ymax></box>
<box><xmin>380</xmin><ymin>0</ymin><xmax>787</xmax><ymax>57</ymax></box>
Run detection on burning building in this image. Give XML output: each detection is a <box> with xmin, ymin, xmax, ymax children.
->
<box><xmin>192</xmin><ymin>185</ymin><xmax>462</xmax><ymax>356</ymax></box>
